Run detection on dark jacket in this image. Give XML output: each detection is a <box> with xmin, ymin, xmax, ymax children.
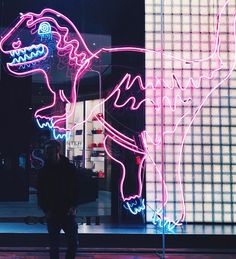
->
<box><xmin>37</xmin><ymin>155</ymin><xmax>79</xmax><ymax>215</ymax></box>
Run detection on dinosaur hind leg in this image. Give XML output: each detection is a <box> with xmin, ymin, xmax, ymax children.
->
<box><xmin>104</xmin><ymin>134</ymin><xmax>147</xmax><ymax>215</ymax></box>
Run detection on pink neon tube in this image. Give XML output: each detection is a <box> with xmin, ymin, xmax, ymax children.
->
<box><xmin>0</xmin><ymin>1</ymin><xmax>234</xmax><ymax>228</ymax></box>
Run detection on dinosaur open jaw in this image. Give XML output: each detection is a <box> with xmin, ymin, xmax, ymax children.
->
<box><xmin>7</xmin><ymin>44</ymin><xmax>48</xmax><ymax>67</ymax></box>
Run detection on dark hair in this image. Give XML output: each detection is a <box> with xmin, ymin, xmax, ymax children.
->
<box><xmin>44</xmin><ymin>139</ymin><xmax>61</xmax><ymax>150</ymax></box>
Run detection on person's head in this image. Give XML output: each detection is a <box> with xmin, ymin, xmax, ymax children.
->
<box><xmin>44</xmin><ymin>139</ymin><xmax>61</xmax><ymax>163</ymax></box>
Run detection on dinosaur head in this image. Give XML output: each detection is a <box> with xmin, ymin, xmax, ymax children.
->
<box><xmin>0</xmin><ymin>9</ymin><xmax>93</xmax><ymax>77</ymax></box>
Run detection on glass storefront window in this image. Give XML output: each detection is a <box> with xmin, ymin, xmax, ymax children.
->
<box><xmin>0</xmin><ymin>0</ymin><xmax>145</xmax><ymax>226</ymax></box>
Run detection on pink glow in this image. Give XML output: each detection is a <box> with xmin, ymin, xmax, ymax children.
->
<box><xmin>0</xmin><ymin>0</ymin><xmax>234</xmax><ymax>227</ymax></box>
<box><xmin>59</xmin><ymin>89</ymin><xmax>70</xmax><ymax>104</ymax></box>
<box><xmin>104</xmin><ymin>135</ymin><xmax>146</xmax><ymax>201</ymax></box>
<box><xmin>12</xmin><ymin>40</ymin><xmax>22</xmax><ymax>49</ymax></box>
<box><xmin>144</xmin><ymin>0</ymin><xmax>234</xmax><ymax>226</ymax></box>
<box><xmin>174</xmin><ymin>2</ymin><xmax>236</xmax><ymax>223</ymax></box>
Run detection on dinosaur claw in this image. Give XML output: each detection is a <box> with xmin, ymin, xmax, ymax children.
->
<box><xmin>36</xmin><ymin>118</ymin><xmax>53</xmax><ymax>129</ymax></box>
<box><xmin>152</xmin><ymin>211</ymin><xmax>181</xmax><ymax>231</ymax></box>
<box><xmin>123</xmin><ymin>198</ymin><xmax>145</xmax><ymax>215</ymax></box>
<box><xmin>52</xmin><ymin>129</ymin><xmax>71</xmax><ymax>140</ymax></box>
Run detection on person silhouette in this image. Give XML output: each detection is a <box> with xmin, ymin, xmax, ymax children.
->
<box><xmin>37</xmin><ymin>139</ymin><xmax>79</xmax><ymax>259</ymax></box>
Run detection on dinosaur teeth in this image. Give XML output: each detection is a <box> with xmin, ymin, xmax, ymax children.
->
<box><xmin>10</xmin><ymin>50</ymin><xmax>15</xmax><ymax>57</ymax></box>
<box><xmin>8</xmin><ymin>44</ymin><xmax>47</xmax><ymax>66</ymax></box>
<box><xmin>14</xmin><ymin>50</ymin><xmax>20</xmax><ymax>56</ymax></box>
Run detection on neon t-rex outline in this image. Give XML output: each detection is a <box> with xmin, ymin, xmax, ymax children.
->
<box><xmin>0</xmin><ymin>0</ymin><xmax>235</xmax><ymax>229</ymax></box>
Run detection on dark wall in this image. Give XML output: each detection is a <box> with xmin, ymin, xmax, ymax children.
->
<box><xmin>0</xmin><ymin>69</ymin><xmax>32</xmax><ymax>154</ymax></box>
<box><xmin>1</xmin><ymin>0</ymin><xmax>144</xmax><ymax>38</ymax></box>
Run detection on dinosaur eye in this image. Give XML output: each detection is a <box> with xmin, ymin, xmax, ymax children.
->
<box><xmin>38</xmin><ymin>22</ymin><xmax>52</xmax><ymax>38</ymax></box>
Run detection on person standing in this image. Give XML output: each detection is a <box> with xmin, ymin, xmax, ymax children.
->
<box><xmin>37</xmin><ymin>140</ymin><xmax>79</xmax><ymax>259</ymax></box>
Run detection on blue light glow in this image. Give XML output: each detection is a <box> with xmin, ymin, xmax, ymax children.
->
<box><xmin>152</xmin><ymin>211</ymin><xmax>176</xmax><ymax>232</ymax></box>
<box><xmin>36</xmin><ymin>118</ymin><xmax>70</xmax><ymax>140</ymax></box>
<box><xmin>9</xmin><ymin>44</ymin><xmax>46</xmax><ymax>65</ymax></box>
<box><xmin>38</xmin><ymin>22</ymin><xmax>52</xmax><ymax>40</ymax></box>
<box><xmin>123</xmin><ymin>198</ymin><xmax>145</xmax><ymax>215</ymax></box>
<box><xmin>52</xmin><ymin>129</ymin><xmax>71</xmax><ymax>140</ymax></box>
<box><xmin>36</xmin><ymin>118</ymin><xmax>53</xmax><ymax>129</ymax></box>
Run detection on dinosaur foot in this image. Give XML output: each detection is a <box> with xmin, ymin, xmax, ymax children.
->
<box><xmin>52</xmin><ymin>128</ymin><xmax>71</xmax><ymax>140</ymax></box>
<box><xmin>35</xmin><ymin>117</ymin><xmax>53</xmax><ymax>130</ymax></box>
<box><xmin>152</xmin><ymin>210</ymin><xmax>182</xmax><ymax>231</ymax></box>
<box><xmin>123</xmin><ymin>197</ymin><xmax>145</xmax><ymax>215</ymax></box>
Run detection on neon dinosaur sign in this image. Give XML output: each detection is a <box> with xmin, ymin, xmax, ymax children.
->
<box><xmin>0</xmin><ymin>1</ymin><xmax>235</xmax><ymax>230</ymax></box>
